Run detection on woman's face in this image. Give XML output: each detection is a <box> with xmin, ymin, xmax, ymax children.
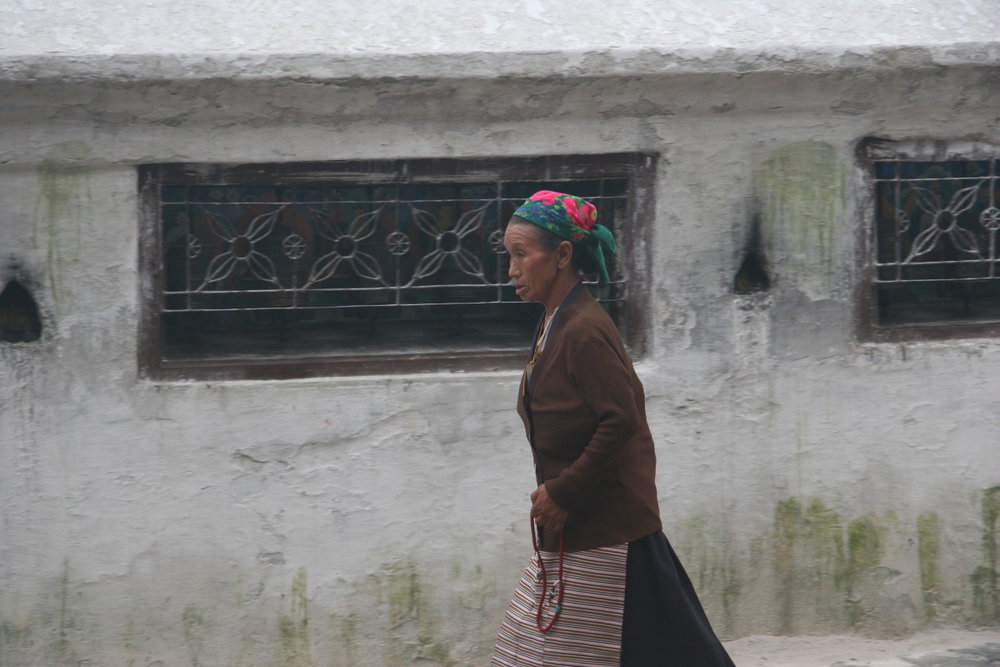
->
<box><xmin>503</xmin><ymin>221</ymin><xmax>564</xmax><ymax>307</ymax></box>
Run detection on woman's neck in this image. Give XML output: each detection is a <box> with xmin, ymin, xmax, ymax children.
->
<box><xmin>543</xmin><ymin>275</ymin><xmax>580</xmax><ymax>316</ymax></box>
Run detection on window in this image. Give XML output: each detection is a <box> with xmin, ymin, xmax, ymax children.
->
<box><xmin>861</xmin><ymin>140</ymin><xmax>1000</xmax><ymax>340</ymax></box>
<box><xmin>138</xmin><ymin>154</ymin><xmax>655</xmax><ymax>379</ymax></box>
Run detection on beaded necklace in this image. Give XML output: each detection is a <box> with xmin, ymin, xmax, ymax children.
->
<box><xmin>523</xmin><ymin>309</ymin><xmax>557</xmax><ymax>392</ymax></box>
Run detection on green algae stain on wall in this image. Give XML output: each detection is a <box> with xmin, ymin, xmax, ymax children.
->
<box><xmin>277</xmin><ymin>568</ymin><xmax>313</xmax><ymax>667</ymax></box>
<box><xmin>847</xmin><ymin>516</ymin><xmax>882</xmax><ymax>578</ymax></box>
<box><xmin>672</xmin><ymin>515</ymin><xmax>741</xmax><ymax>636</ymax></box>
<box><xmin>774</xmin><ymin>497</ymin><xmax>803</xmax><ymax>633</ymax></box>
<box><xmin>845</xmin><ymin>515</ymin><xmax>883</xmax><ymax>627</ymax></box>
<box><xmin>384</xmin><ymin>562</ymin><xmax>452</xmax><ymax>666</ymax></box>
<box><xmin>972</xmin><ymin>485</ymin><xmax>1000</xmax><ymax>623</ymax></box>
<box><xmin>327</xmin><ymin>613</ymin><xmax>360</xmax><ymax>667</ymax></box>
<box><xmin>181</xmin><ymin>605</ymin><xmax>205</xmax><ymax>667</ymax></box>
<box><xmin>57</xmin><ymin>559</ymin><xmax>79</xmax><ymax>662</ymax></box>
<box><xmin>34</xmin><ymin>141</ymin><xmax>93</xmax><ymax>306</ymax></box>
<box><xmin>773</xmin><ymin>497</ymin><xmax>846</xmax><ymax>633</ymax></box>
<box><xmin>385</xmin><ymin>561</ymin><xmax>421</xmax><ymax>630</ymax></box>
<box><xmin>917</xmin><ymin>513</ymin><xmax>941</xmax><ymax>619</ymax></box>
<box><xmin>0</xmin><ymin>618</ymin><xmax>33</xmax><ymax>661</ymax></box>
<box><xmin>771</xmin><ymin>500</ymin><xmax>949</xmax><ymax>636</ymax></box>
<box><xmin>357</xmin><ymin>559</ymin><xmax>453</xmax><ymax>666</ymax></box>
<box><xmin>755</xmin><ymin>141</ymin><xmax>845</xmax><ymax>299</ymax></box>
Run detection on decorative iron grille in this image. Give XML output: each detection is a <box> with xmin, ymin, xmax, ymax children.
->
<box><xmin>162</xmin><ymin>181</ymin><xmax>626</xmax><ymax>312</ymax></box>
<box><xmin>872</xmin><ymin>155</ymin><xmax>1000</xmax><ymax>326</ymax></box>
<box><xmin>139</xmin><ymin>155</ymin><xmax>654</xmax><ymax>378</ymax></box>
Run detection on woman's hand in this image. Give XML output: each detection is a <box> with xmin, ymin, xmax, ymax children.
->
<box><xmin>530</xmin><ymin>484</ymin><xmax>568</xmax><ymax>533</ymax></box>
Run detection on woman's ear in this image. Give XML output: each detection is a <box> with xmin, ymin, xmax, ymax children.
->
<box><xmin>556</xmin><ymin>240</ymin><xmax>574</xmax><ymax>270</ymax></box>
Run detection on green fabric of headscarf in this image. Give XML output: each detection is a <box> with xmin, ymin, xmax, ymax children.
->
<box><xmin>512</xmin><ymin>190</ymin><xmax>618</xmax><ymax>284</ymax></box>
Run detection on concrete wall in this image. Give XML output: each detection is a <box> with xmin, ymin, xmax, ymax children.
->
<box><xmin>3</xmin><ymin>0</ymin><xmax>999</xmax><ymax>56</ymax></box>
<box><xmin>2</xmin><ymin>3</ymin><xmax>1000</xmax><ymax>665</ymax></box>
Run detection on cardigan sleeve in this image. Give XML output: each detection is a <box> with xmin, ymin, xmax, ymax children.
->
<box><xmin>543</xmin><ymin>322</ymin><xmax>641</xmax><ymax>511</ymax></box>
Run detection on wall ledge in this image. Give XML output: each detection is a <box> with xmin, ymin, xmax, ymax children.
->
<box><xmin>1</xmin><ymin>41</ymin><xmax>997</xmax><ymax>84</ymax></box>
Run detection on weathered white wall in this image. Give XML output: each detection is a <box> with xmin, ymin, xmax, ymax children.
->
<box><xmin>2</xmin><ymin>2</ymin><xmax>1000</xmax><ymax>665</ymax></box>
<box><xmin>3</xmin><ymin>0</ymin><xmax>999</xmax><ymax>55</ymax></box>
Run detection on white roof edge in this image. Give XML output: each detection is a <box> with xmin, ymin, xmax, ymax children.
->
<box><xmin>1</xmin><ymin>42</ymin><xmax>997</xmax><ymax>83</ymax></box>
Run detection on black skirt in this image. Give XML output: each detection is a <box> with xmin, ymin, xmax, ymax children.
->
<box><xmin>621</xmin><ymin>531</ymin><xmax>736</xmax><ymax>667</ymax></box>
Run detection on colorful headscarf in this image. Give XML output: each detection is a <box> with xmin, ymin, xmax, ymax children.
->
<box><xmin>512</xmin><ymin>190</ymin><xmax>618</xmax><ymax>284</ymax></box>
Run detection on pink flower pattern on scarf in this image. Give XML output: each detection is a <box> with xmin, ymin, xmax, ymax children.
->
<box><xmin>513</xmin><ymin>189</ymin><xmax>616</xmax><ymax>284</ymax></box>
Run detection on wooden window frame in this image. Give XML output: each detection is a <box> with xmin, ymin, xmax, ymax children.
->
<box><xmin>857</xmin><ymin>139</ymin><xmax>1000</xmax><ymax>342</ymax></box>
<box><xmin>138</xmin><ymin>153</ymin><xmax>656</xmax><ymax>380</ymax></box>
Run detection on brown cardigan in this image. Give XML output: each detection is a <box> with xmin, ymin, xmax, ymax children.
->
<box><xmin>517</xmin><ymin>283</ymin><xmax>662</xmax><ymax>552</ymax></box>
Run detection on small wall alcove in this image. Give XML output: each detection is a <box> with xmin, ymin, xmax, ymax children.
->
<box><xmin>734</xmin><ymin>217</ymin><xmax>771</xmax><ymax>295</ymax></box>
<box><xmin>0</xmin><ymin>280</ymin><xmax>43</xmax><ymax>343</ymax></box>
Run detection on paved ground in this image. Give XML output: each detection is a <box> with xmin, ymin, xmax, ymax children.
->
<box><xmin>723</xmin><ymin>629</ymin><xmax>1000</xmax><ymax>667</ymax></box>
<box><xmin>830</xmin><ymin>643</ymin><xmax>999</xmax><ymax>666</ymax></box>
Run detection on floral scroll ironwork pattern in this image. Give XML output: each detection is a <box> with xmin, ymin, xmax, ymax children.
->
<box><xmin>195</xmin><ymin>206</ymin><xmax>286</xmax><ymax>291</ymax></box>
<box><xmin>874</xmin><ymin>159</ymin><xmax>1000</xmax><ymax>283</ymax></box>
<box><xmin>160</xmin><ymin>185</ymin><xmax>622</xmax><ymax>315</ymax></box>
<box><xmin>164</xmin><ymin>196</ymin><xmax>511</xmax><ymax>313</ymax></box>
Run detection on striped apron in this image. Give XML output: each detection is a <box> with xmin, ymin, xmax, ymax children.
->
<box><xmin>492</xmin><ymin>544</ymin><xmax>629</xmax><ymax>666</ymax></box>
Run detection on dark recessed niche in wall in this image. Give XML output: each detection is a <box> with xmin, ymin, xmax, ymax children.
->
<box><xmin>0</xmin><ymin>280</ymin><xmax>42</xmax><ymax>342</ymax></box>
<box><xmin>734</xmin><ymin>217</ymin><xmax>771</xmax><ymax>295</ymax></box>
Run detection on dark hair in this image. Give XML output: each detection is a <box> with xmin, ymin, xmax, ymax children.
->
<box><xmin>509</xmin><ymin>217</ymin><xmax>599</xmax><ymax>276</ymax></box>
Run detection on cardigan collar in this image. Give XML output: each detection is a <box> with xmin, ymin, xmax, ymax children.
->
<box><xmin>524</xmin><ymin>281</ymin><xmax>587</xmax><ymax>397</ymax></box>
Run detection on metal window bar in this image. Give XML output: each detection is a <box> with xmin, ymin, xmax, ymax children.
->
<box><xmin>872</xmin><ymin>159</ymin><xmax>1000</xmax><ymax>286</ymax></box>
<box><xmin>161</xmin><ymin>181</ymin><xmax>628</xmax><ymax>315</ymax></box>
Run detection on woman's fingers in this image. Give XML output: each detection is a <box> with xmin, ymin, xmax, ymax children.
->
<box><xmin>531</xmin><ymin>484</ymin><xmax>568</xmax><ymax>532</ymax></box>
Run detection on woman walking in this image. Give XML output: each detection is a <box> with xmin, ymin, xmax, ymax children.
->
<box><xmin>491</xmin><ymin>191</ymin><xmax>735</xmax><ymax>667</ymax></box>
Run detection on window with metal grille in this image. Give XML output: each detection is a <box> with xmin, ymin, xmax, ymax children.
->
<box><xmin>862</xmin><ymin>141</ymin><xmax>1000</xmax><ymax>340</ymax></box>
<box><xmin>139</xmin><ymin>155</ymin><xmax>654</xmax><ymax>379</ymax></box>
